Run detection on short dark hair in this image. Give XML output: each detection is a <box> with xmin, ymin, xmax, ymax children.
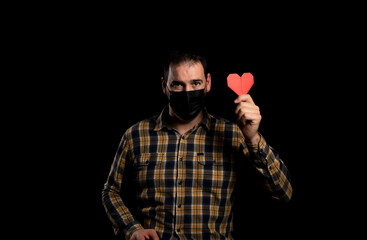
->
<box><xmin>163</xmin><ymin>50</ymin><xmax>208</xmax><ymax>80</ymax></box>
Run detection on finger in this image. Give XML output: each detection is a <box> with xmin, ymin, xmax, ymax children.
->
<box><xmin>234</xmin><ymin>94</ymin><xmax>255</xmax><ymax>104</ymax></box>
<box><xmin>151</xmin><ymin>235</ymin><xmax>160</xmax><ymax>240</ymax></box>
<box><xmin>148</xmin><ymin>230</ymin><xmax>160</xmax><ymax>240</ymax></box>
<box><xmin>235</xmin><ymin>102</ymin><xmax>259</xmax><ymax>115</ymax></box>
<box><xmin>237</xmin><ymin>111</ymin><xmax>261</xmax><ymax>123</ymax></box>
<box><xmin>235</xmin><ymin>108</ymin><xmax>259</xmax><ymax>121</ymax></box>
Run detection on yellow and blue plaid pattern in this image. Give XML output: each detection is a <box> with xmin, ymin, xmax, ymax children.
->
<box><xmin>102</xmin><ymin>107</ymin><xmax>292</xmax><ymax>239</ymax></box>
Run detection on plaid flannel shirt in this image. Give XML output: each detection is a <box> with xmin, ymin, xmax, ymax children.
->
<box><xmin>102</xmin><ymin>106</ymin><xmax>292</xmax><ymax>239</ymax></box>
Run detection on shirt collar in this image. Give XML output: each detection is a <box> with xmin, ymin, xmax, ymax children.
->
<box><xmin>154</xmin><ymin>105</ymin><xmax>212</xmax><ymax>132</ymax></box>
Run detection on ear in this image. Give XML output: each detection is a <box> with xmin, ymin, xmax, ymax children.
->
<box><xmin>205</xmin><ymin>73</ymin><xmax>212</xmax><ymax>93</ymax></box>
<box><xmin>161</xmin><ymin>77</ymin><xmax>168</xmax><ymax>95</ymax></box>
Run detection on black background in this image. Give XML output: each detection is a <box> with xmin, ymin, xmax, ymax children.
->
<box><xmin>18</xmin><ymin>6</ymin><xmax>361</xmax><ymax>239</ymax></box>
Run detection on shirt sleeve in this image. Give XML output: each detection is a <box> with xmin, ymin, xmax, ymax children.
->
<box><xmin>243</xmin><ymin>133</ymin><xmax>293</xmax><ymax>202</ymax></box>
<box><xmin>101</xmin><ymin>132</ymin><xmax>144</xmax><ymax>239</ymax></box>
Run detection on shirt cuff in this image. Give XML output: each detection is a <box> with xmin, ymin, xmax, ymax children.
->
<box><xmin>246</xmin><ymin>133</ymin><xmax>266</xmax><ymax>153</ymax></box>
<box><xmin>245</xmin><ymin>133</ymin><xmax>269</xmax><ymax>167</ymax></box>
<box><xmin>125</xmin><ymin>222</ymin><xmax>144</xmax><ymax>240</ymax></box>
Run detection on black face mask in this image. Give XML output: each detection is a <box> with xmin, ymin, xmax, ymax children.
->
<box><xmin>168</xmin><ymin>89</ymin><xmax>206</xmax><ymax>121</ymax></box>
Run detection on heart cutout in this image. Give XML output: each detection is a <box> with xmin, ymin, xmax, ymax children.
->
<box><xmin>227</xmin><ymin>73</ymin><xmax>254</xmax><ymax>96</ymax></box>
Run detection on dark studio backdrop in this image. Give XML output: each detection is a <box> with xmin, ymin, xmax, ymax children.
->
<box><xmin>9</xmin><ymin>3</ymin><xmax>363</xmax><ymax>238</ymax></box>
<box><xmin>34</xmin><ymin>10</ymin><xmax>354</xmax><ymax>239</ymax></box>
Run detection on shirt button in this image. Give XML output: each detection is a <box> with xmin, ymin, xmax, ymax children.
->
<box><xmin>178</xmin><ymin>204</ymin><xmax>181</xmax><ymax>208</ymax></box>
<box><xmin>178</xmin><ymin>180</ymin><xmax>182</xmax><ymax>185</ymax></box>
<box><xmin>177</xmin><ymin>228</ymin><xmax>181</xmax><ymax>232</ymax></box>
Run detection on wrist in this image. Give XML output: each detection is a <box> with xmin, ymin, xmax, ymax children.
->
<box><xmin>245</xmin><ymin>133</ymin><xmax>261</xmax><ymax>146</ymax></box>
<box><xmin>126</xmin><ymin>224</ymin><xmax>144</xmax><ymax>240</ymax></box>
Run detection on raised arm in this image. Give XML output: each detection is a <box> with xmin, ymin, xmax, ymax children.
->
<box><xmin>234</xmin><ymin>94</ymin><xmax>292</xmax><ymax>202</ymax></box>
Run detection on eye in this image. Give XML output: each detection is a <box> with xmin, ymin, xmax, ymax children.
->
<box><xmin>193</xmin><ymin>81</ymin><xmax>203</xmax><ymax>87</ymax></box>
<box><xmin>171</xmin><ymin>82</ymin><xmax>183</xmax><ymax>87</ymax></box>
<box><xmin>170</xmin><ymin>82</ymin><xmax>184</xmax><ymax>90</ymax></box>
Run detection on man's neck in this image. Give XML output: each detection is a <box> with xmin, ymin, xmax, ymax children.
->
<box><xmin>167</xmin><ymin>106</ymin><xmax>203</xmax><ymax>136</ymax></box>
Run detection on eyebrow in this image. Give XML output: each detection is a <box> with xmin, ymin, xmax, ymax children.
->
<box><xmin>171</xmin><ymin>79</ymin><xmax>203</xmax><ymax>84</ymax></box>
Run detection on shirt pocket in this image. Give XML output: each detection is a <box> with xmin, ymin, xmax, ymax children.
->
<box><xmin>196</xmin><ymin>153</ymin><xmax>233</xmax><ymax>192</ymax></box>
<box><xmin>134</xmin><ymin>153</ymin><xmax>164</xmax><ymax>191</ymax></box>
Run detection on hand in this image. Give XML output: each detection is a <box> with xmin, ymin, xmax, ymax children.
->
<box><xmin>130</xmin><ymin>229</ymin><xmax>159</xmax><ymax>240</ymax></box>
<box><xmin>234</xmin><ymin>94</ymin><xmax>261</xmax><ymax>144</ymax></box>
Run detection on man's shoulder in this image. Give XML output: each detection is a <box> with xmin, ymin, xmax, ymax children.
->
<box><xmin>208</xmin><ymin>113</ymin><xmax>244</xmax><ymax>142</ymax></box>
<box><xmin>208</xmin><ymin>113</ymin><xmax>243</xmax><ymax>133</ymax></box>
<box><xmin>209</xmin><ymin>113</ymin><xmax>237</xmax><ymax>127</ymax></box>
<box><xmin>124</xmin><ymin>115</ymin><xmax>158</xmax><ymax>135</ymax></box>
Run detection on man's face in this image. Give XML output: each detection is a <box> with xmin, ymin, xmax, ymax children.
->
<box><xmin>163</xmin><ymin>61</ymin><xmax>211</xmax><ymax>95</ymax></box>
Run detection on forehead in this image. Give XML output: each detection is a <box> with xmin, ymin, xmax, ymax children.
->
<box><xmin>168</xmin><ymin>62</ymin><xmax>205</xmax><ymax>81</ymax></box>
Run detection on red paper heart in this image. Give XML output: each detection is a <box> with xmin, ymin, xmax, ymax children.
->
<box><xmin>227</xmin><ymin>73</ymin><xmax>254</xmax><ymax>96</ymax></box>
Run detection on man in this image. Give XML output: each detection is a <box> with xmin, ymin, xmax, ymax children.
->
<box><xmin>102</xmin><ymin>51</ymin><xmax>292</xmax><ymax>240</ymax></box>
